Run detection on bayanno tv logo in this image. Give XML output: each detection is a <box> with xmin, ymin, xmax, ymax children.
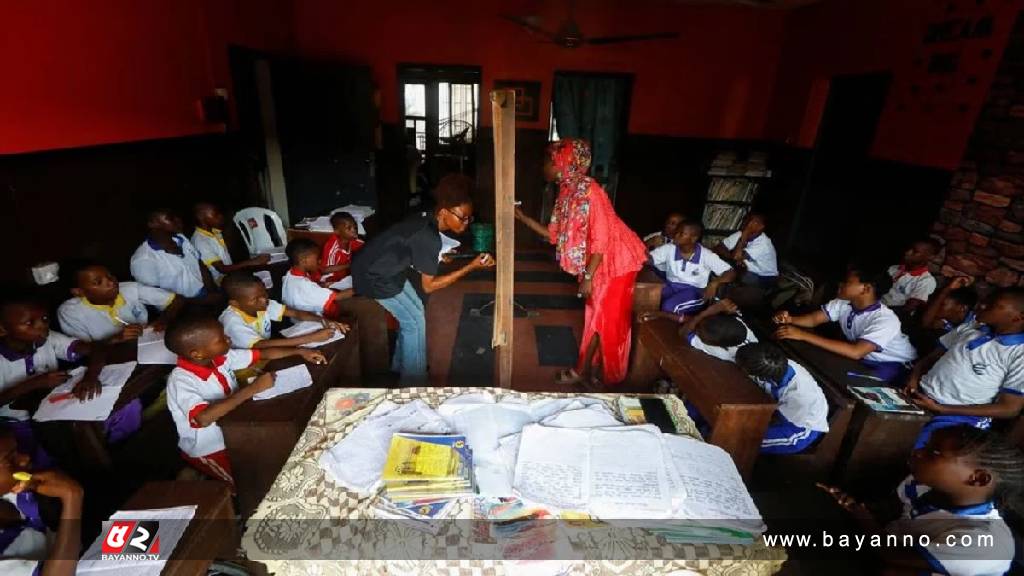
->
<box><xmin>100</xmin><ymin>520</ymin><xmax>162</xmax><ymax>561</ymax></box>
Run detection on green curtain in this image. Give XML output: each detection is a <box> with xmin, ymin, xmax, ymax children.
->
<box><xmin>552</xmin><ymin>75</ymin><xmax>629</xmax><ymax>202</ymax></box>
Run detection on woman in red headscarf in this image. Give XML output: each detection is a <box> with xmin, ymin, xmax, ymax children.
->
<box><xmin>516</xmin><ymin>139</ymin><xmax>647</xmax><ymax>389</ymax></box>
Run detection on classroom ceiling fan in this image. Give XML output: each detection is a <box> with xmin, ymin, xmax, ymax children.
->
<box><xmin>502</xmin><ymin>0</ymin><xmax>679</xmax><ymax>49</ymax></box>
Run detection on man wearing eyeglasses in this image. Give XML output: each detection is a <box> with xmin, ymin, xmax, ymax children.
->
<box><xmin>352</xmin><ymin>174</ymin><xmax>495</xmax><ymax>383</ymax></box>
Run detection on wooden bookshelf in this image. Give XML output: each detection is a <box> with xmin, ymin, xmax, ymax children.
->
<box><xmin>701</xmin><ymin>152</ymin><xmax>770</xmax><ymax>247</ymax></box>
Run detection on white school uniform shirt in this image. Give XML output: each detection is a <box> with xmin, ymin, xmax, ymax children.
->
<box><xmin>882</xmin><ymin>265</ymin><xmax>937</xmax><ymax>307</ymax></box>
<box><xmin>57</xmin><ymin>282</ymin><xmax>176</xmax><ymax>342</ymax></box>
<box><xmin>920</xmin><ymin>320</ymin><xmax>1024</xmax><ymax>406</ymax></box>
<box><xmin>0</xmin><ymin>331</ymin><xmax>82</xmax><ymax>421</ymax></box>
<box><xmin>649</xmin><ymin>243</ymin><xmax>732</xmax><ymax>289</ymax></box>
<box><xmin>192</xmin><ymin>228</ymin><xmax>233</xmax><ymax>285</ymax></box>
<box><xmin>130</xmin><ymin>235</ymin><xmax>206</xmax><ymax>298</ymax></box>
<box><xmin>889</xmin><ymin>475</ymin><xmax>1013</xmax><ymax>576</ymax></box>
<box><xmin>219</xmin><ymin>300</ymin><xmax>287</xmax><ymax>349</ymax></box>
<box><xmin>282</xmin><ymin>269</ymin><xmax>334</xmax><ymax>314</ymax></box>
<box><xmin>167</xmin><ymin>349</ymin><xmax>259</xmax><ymax>457</ymax></box>
<box><xmin>751</xmin><ymin>360</ymin><xmax>829</xmax><ymax>432</ymax></box>
<box><xmin>821</xmin><ymin>299</ymin><xmax>917</xmax><ymax>364</ymax></box>
<box><xmin>0</xmin><ymin>493</ymin><xmax>49</xmax><ymax>576</ymax></box>
<box><xmin>721</xmin><ymin>232</ymin><xmax>779</xmax><ymax>277</ymax></box>
<box><xmin>686</xmin><ymin>318</ymin><xmax>759</xmax><ymax>363</ymax></box>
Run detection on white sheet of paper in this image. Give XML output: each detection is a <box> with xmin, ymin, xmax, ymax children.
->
<box><xmin>137</xmin><ymin>328</ymin><xmax>176</xmax><ymax>365</ymax></box>
<box><xmin>77</xmin><ymin>505</ymin><xmax>197</xmax><ymax>575</ymax></box>
<box><xmin>280</xmin><ymin>320</ymin><xmax>344</xmax><ymax>348</ymax></box>
<box><xmin>540</xmin><ymin>405</ymin><xmax>623</xmax><ymax>429</ymax></box>
<box><xmin>663</xmin><ymin>434</ymin><xmax>763</xmax><ymax>525</ymax></box>
<box><xmin>253</xmin><ymin>364</ymin><xmax>313</xmax><ymax>401</ymax></box>
<box><xmin>255</xmin><ymin>270</ymin><xmax>273</xmax><ymax>289</ymax></box>
<box><xmin>438</xmin><ymin>232</ymin><xmax>461</xmax><ymax>261</ymax></box>
<box><xmin>329</xmin><ymin>276</ymin><xmax>353</xmax><ymax>291</ymax></box>
<box><xmin>331</xmin><ymin>204</ymin><xmax>375</xmax><ymax>235</ymax></box>
<box><xmin>513</xmin><ymin>425</ymin><xmax>589</xmax><ymax>510</ymax></box>
<box><xmin>267</xmin><ymin>251</ymin><xmax>289</xmax><ymax>264</ymax></box>
<box><xmin>319</xmin><ymin>399</ymin><xmax>451</xmax><ymax>494</ymax></box>
<box><xmin>33</xmin><ymin>362</ymin><xmax>137</xmax><ymax>423</ymax></box>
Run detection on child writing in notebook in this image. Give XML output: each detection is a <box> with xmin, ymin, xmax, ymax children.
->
<box><xmin>774</xmin><ymin>266</ymin><xmax>917</xmax><ymax>383</ymax></box>
<box><xmin>0</xmin><ymin>428</ymin><xmax>83</xmax><ymax>576</ymax></box>
<box><xmin>904</xmin><ymin>286</ymin><xmax>1024</xmax><ymax>448</ymax></box>
<box><xmin>282</xmin><ymin>239</ymin><xmax>352</xmax><ymax>318</ymax></box>
<box><xmin>819</xmin><ymin>426</ymin><xmax>1018</xmax><ymax>576</ymax></box>
<box><xmin>0</xmin><ymin>297</ymin><xmax>142</xmax><ymax>471</ymax></box>
<box><xmin>646</xmin><ymin>220</ymin><xmax>736</xmax><ymax>320</ymax></box>
<box><xmin>164</xmin><ymin>315</ymin><xmax>325</xmax><ymax>489</ymax></box>
<box><xmin>57</xmin><ymin>261</ymin><xmax>184</xmax><ymax>343</ymax></box>
<box><xmin>320</xmin><ymin>212</ymin><xmax>364</xmax><ymax>285</ymax></box>
<box><xmin>735</xmin><ymin>342</ymin><xmax>829</xmax><ymax>454</ymax></box>
<box><xmin>192</xmin><ymin>203</ymin><xmax>271</xmax><ymax>285</ymax></box>
<box><xmin>220</xmin><ymin>273</ymin><xmax>348</xmax><ymax>349</ymax></box>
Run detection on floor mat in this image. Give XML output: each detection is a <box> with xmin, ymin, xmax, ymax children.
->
<box><xmin>534</xmin><ymin>326</ymin><xmax>579</xmax><ymax>366</ymax></box>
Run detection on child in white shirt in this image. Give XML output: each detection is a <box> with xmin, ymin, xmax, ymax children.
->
<box><xmin>130</xmin><ymin>209</ymin><xmax>216</xmax><ymax>300</ymax></box>
<box><xmin>713</xmin><ymin>213</ymin><xmax>779</xmax><ymax>287</ymax></box>
<box><xmin>648</xmin><ymin>221</ymin><xmax>736</xmax><ymax>319</ymax></box>
<box><xmin>775</xmin><ymin>267</ymin><xmax>917</xmax><ymax>383</ymax></box>
<box><xmin>191</xmin><ymin>202</ymin><xmax>270</xmax><ymax>285</ymax></box>
<box><xmin>678</xmin><ymin>299</ymin><xmax>758</xmax><ymax>363</ymax></box>
<box><xmin>282</xmin><ymin>239</ymin><xmax>352</xmax><ymax>317</ymax></box>
<box><xmin>881</xmin><ymin>239</ymin><xmax>940</xmax><ymax>314</ymax></box>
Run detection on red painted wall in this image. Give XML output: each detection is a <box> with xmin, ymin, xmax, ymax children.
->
<box><xmin>768</xmin><ymin>0</ymin><xmax>1022</xmax><ymax>170</ymax></box>
<box><xmin>291</xmin><ymin>0</ymin><xmax>788</xmax><ymax>139</ymax></box>
<box><xmin>0</xmin><ymin>0</ymin><xmax>293</xmax><ymax>155</ymax></box>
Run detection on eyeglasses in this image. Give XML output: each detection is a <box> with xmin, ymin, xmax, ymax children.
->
<box><xmin>448</xmin><ymin>208</ymin><xmax>473</xmax><ymax>224</ymax></box>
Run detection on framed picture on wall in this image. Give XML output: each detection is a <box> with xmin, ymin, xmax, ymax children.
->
<box><xmin>494</xmin><ymin>80</ymin><xmax>542</xmax><ymax>121</ymax></box>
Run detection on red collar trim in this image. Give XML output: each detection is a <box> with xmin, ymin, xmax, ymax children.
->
<box><xmin>289</xmin><ymin>267</ymin><xmax>308</xmax><ymax>278</ymax></box>
<box><xmin>176</xmin><ymin>356</ymin><xmax>231</xmax><ymax>394</ymax></box>
<box><xmin>898</xmin><ymin>265</ymin><xmax>930</xmax><ymax>277</ymax></box>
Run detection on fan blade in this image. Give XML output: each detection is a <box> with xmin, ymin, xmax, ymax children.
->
<box><xmin>586</xmin><ymin>32</ymin><xmax>679</xmax><ymax>45</ymax></box>
<box><xmin>500</xmin><ymin>15</ymin><xmax>560</xmax><ymax>41</ymax></box>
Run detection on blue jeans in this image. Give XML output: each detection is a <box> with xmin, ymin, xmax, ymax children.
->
<box><xmin>376</xmin><ymin>280</ymin><xmax>427</xmax><ymax>381</ymax></box>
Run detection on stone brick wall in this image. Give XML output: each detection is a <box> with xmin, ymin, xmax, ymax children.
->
<box><xmin>933</xmin><ymin>13</ymin><xmax>1024</xmax><ymax>289</ymax></box>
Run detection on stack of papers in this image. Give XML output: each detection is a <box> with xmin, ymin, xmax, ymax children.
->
<box><xmin>265</xmin><ymin>249</ymin><xmax>289</xmax><ymax>264</ymax></box>
<box><xmin>137</xmin><ymin>328</ymin><xmax>176</xmax><ymax>365</ymax></box>
<box><xmin>253</xmin><ymin>364</ymin><xmax>313</xmax><ymax>401</ymax></box>
<box><xmin>254</xmin><ymin>270</ymin><xmax>274</xmax><ymax>289</ymax></box>
<box><xmin>331</xmin><ymin>204</ymin><xmax>374</xmax><ymax>236</ymax></box>
<box><xmin>33</xmin><ymin>362</ymin><xmax>137</xmax><ymax>422</ymax></box>
<box><xmin>280</xmin><ymin>321</ymin><xmax>345</xmax><ymax>348</ymax></box>
<box><xmin>382</xmin><ymin>433</ymin><xmax>475</xmax><ymax>501</ymax></box>
<box><xmin>77</xmin><ymin>505</ymin><xmax>197</xmax><ymax>576</ymax></box>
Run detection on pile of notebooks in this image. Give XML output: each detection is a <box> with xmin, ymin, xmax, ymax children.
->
<box><xmin>374</xmin><ymin>433</ymin><xmax>476</xmax><ymax>525</ymax></box>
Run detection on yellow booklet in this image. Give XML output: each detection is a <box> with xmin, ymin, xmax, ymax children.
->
<box><xmin>382</xmin><ymin>435</ymin><xmax>459</xmax><ymax>481</ymax></box>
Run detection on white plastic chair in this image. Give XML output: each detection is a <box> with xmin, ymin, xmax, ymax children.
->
<box><xmin>233</xmin><ymin>207</ymin><xmax>287</xmax><ymax>256</ymax></box>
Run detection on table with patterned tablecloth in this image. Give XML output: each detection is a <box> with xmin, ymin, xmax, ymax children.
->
<box><xmin>241</xmin><ymin>387</ymin><xmax>787</xmax><ymax>576</ymax></box>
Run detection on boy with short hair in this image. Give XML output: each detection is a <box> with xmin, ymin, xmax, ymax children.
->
<box><xmin>220</xmin><ymin>272</ymin><xmax>348</xmax><ymax>349</ymax></box>
<box><xmin>774</xmin><ymin>266</ymin><xmax>917</xmax><ymax>383</ymax></box>
<box><xmin>320</xmin><ymin>212</ymin><xmax>364</xmax><ymax>285</ymax></box>
<box><xmin>165</xmin><ymin>315</ymin><xmax>326</xmax><ymax>488</ymax></box>
<box><xmin>736</xmin><ymin>342</ymin><xmax>829</xmax><ymax>454</ymax></box>
<box><xmin>130</xmin><ymin>209</ymin><xmax>217</xmax><ymax>300</ymax></box>
<box><xmin>192</xmin><ymin>203</ymin><xmax>271</xmax><ymax>285</ymax></box>
<box><xmin>57</xmin><ymin>261</ymin><xmax>184</xmax><ymax>343</ymax></box>
<box><xmin>713</xmin><ymin>213</ymin><xmax>779</xmax><ymax>287</ymax></box>
<box><xmin>905</xmin><ymin>287</ymin><xmax>1024</xmax><ymax>447</ymax></box>
<box><xmin>648</xmin><ymin>220</ymin><xmax>736</xmax><ymax>319</ymax></box>
<box><xmin>679</xmin><ymin>299</ymin><xmax>758</xmax><ymax>363</ymax></box>
<box><xmin>881</xmin><ymin>239</ymin><xmax>940</xmax><ymax>313</ymax></box>
<box><xmin>282</xmin><ymin>239</ymin><xmax>352</xmax><ymax>318</ymax></box>
<box><xmin>643</xmin><ymin>212</ymin><xmax>684</xmax><ymax>250</ymax></box>
<box><xmin>920</xmin><ymin>276</ymin><xmax>977</xmax><ymax>333</ymax></box>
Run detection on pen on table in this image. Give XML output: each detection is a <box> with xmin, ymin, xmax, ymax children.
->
<box><xmin>847</xmin><ymin>371</ymin><xmax>885</xmax><ymax>382</ymax></box>
<box><xmin>48</xmin><ymin>392</ymin><xmax>75</xmax><ymax>403</ymax></box>
<box><xmin>113</xmin><ymin>316</ymin><xmax>130</xmax><ymax>326</ymax></box>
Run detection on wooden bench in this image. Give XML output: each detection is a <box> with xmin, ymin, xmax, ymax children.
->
<box><xmin>121</xmin><ymin>480</ymin><xmax>237</xmax><ymax>576</ymax></box>
<box><xmin>220</xmin><ymin>326</ymin><xmax>361</xmax><ymax>517</ymax></box>
<box><xmin>633</xmin><ymin>267</ymin><xmax>663</xmax><ymax>313</ymax></box>
<box><xmin>628</xmin><ymin>318</ymin><xmax>776</xmax><ymax>479</ymax></box>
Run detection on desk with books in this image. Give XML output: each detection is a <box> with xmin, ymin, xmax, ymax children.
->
<box><xmin>241</xmin><ymin>387</ymin><xmax>786</xmax><ymax>576</ymax></box>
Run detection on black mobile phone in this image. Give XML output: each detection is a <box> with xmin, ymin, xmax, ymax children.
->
<box><xmin>639</xmin><ymin>398</ymin><xmax>676</xmax><ymax>433</ymax></box>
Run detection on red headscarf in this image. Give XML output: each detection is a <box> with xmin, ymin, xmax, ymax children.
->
<box><xmin>548</xmin><ymin>139</ymin><xmax>595</xmax><ymax>276</ymax></box>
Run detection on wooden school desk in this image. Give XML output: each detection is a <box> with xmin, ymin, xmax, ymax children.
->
<box><xmin>745</xmin><ymin>315</ymin><xmax>929</xmax><ymax>494</ymax></box>
<box><xmin>220</xmin><ymin>327</ymin><xmax>361</xmax><ymax>518</ymax></box>
<box><xmin>286</xmin><ymin>228</ymin><xmax>332</xmax><ymax>247</ymax></box>
<box><xmin>633</xmin><ymin>266</ymin><xmax>663</xmax><ymax>313</ymax></box>
<box><xmin>628</xmin><ymin>318</ymin><xmax>776</xmax><ymax>479</ymax></box>
<box><xmin>32</xmin><ymin>340</ymin><xmax>172</xmax><ymax>472</ymax></box>
<box><xmin>122</xmin><ymin>481</ymin><xmax>237</xmax><ymax>576</ymax></box>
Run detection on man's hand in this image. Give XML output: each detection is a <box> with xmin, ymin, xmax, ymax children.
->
<box><xmin>903</xmin><ymin>373</ymin><xmax>921</xmax><ymax>397</ymax></box>
<box><xmin>299</xmin><ymin>350</ymin><xmax>327</xmax><ymax>365</ymax></box>
<box><xmin>579</xmin><ymin>278</ymin><xmax>594</xmax><ymax>298</ymax></box>
<box><xmin>514</xmin><ymin>207</ymin><xmax>527</xmax><ymax>222</ymax></box>
<box><xmin>708</xmin><ymin>299</ymin><xmax>738</xmax><ymax>315</ymax></box>
<box><xmin>250</xmin><ymin>372</ymin><xmax>276</xmax><ymax>394</ymax></box>
<box><xmin>773</xmin><ymin>310</ymin><xmax>793</xmax><ymax>325</ymax></box>
<box><xmin>321</xmin><ymin>319</ymin><xmax>350</xmax><ymax>334</ymax></box>
<box><xmin>775</xmin><ymin>325</ymin><xmax>809</xmax><ymax>341</ymax></box>
<box><xmin>949</xmin><ymin>276</ymin><xmax>973</xmax><ymax>290</ymax></box>
<box><xmin>72</xmin><ymin>377</ymin><xmax>101</xmax><ymax>401</ymax></box>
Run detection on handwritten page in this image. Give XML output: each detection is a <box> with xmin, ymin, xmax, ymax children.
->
<box><xmin>280</xmin><ymin>321</ymin><xmax>345</xmax><ymax>348</ymax></box>
<box><xmin>587</xmin><ymin>426</ymin><xmax>671</xmax><ymax>518</ymax></box>
<box><xmin>662</xmin><ymin>434</ymin><xmax>763</xmax><ymax>525</ymax></box>
<box><xmin>513</xmin><ymin>425</ymin><xmax>589</xmax><ymax>510</ymax></box>
<box><xmin>329</xmin><ymin>276</ymin><xmax>353</xmax><ymax>291</ymax></box>
<box><xmin>137</xmin><ymin>328</ymin><xmax>176</xmax><ymax>365</ymax></box>
<box><xmin>255</xmin><ymin>270</ymin><xmax>273</xmax><ymax>289</ymax></box>
<box><xmin>77</xmin><ymin>505</ymin><xmax>197</xmax><ymax>575</ymax></box>
<box><xmin>33</xmin><ymin>362</ymin><xmax>137</xmax><ymax>422</ymax></box>
<box><xmin>253</xmin><ymin>364</ymin><xmax>313</xmax><ymax>401</ymax></box>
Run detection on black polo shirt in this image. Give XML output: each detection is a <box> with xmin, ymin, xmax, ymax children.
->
<box><xmin>352</xmin><ymin>212</ymin><xmax>442</xmax><ymax>299</ymax></box>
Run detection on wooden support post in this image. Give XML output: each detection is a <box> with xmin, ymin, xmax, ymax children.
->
<box><xmin>491</xmin><ymin>89</ymin><xmax>516</xmax><ymax>389</ymax></box>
